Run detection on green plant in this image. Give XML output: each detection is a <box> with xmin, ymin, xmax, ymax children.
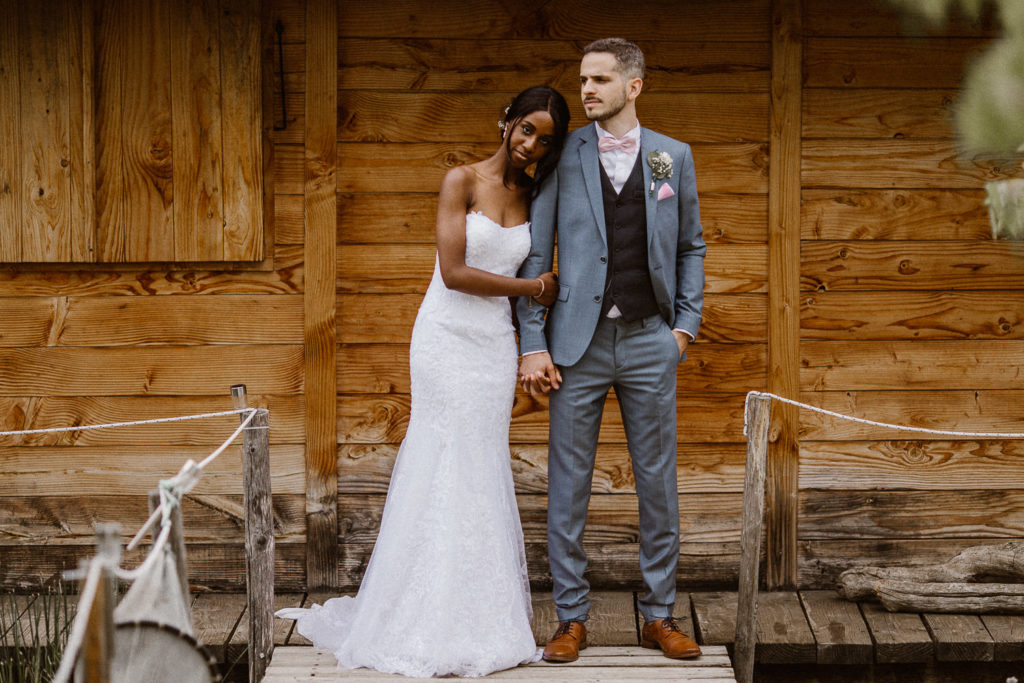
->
<box><xmin>889</xmin><ymin>0</ymin><xmax>1024</xmax><ymax>239</ymax></box>
<box><xmin>0</xmin><ymin>586</ymin><xmax>75</xmax><ymax>683</ymax></box>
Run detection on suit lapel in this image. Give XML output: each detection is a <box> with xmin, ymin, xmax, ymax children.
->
<box><xmin>578</xmin><ymin>127</ymin><xmax>607</xmax><ymax>247</ymax></box>
<box><xmin>640</xmin><ymin>127</ymin><xmax>658</xmax><ymax>251</ymax></box>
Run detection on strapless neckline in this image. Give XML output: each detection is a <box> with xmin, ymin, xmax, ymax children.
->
<box><xmin>468</xmin><ymin>211</ymin><xmax>529</xmax><ymax>230</ymax></box>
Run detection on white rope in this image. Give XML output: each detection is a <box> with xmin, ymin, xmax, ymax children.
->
<box><xmin>116</xmin><ymin>522</ymin><xmax>172</xmax><ymax>581</ymax></box>
<box><xmin>745</xmin><ymin>390</ymin><xmax>1024</xmax><ymax>439</ymax></box>
<box><xmin>0</xmin><ymin>408</ymin><xmax>257</xmax><ymax>437</ymax></box>
<box><xmin>126</xmin><ymin>408</ymin><xmax>261</xmax><ymax>551</ymax></box>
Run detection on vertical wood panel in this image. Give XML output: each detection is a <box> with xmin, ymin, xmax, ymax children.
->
<box><xmin>171</xmin><ymin>0</ymin><xmax>225</xmax><ymax>261</ymax></box>
<box><xmin>66</xmin><ymin>0</ymin><xmax>96</xmax><ymax>262</ymax></box>
<box><xmin>0</xmin><ymin>0</ymin><xmax>22</xmax><ymax>261</ymax></box>
<box><xmin>94</xmin><ymin>0</ymin><xmax>129</xmax><ymax>261</ymax></box>
<box><xmin>121</xmin><ymin>0</ymin><xmax>174</xmax><ymax>261</ymax></box>
<box><xmin>18</xmin><ymin>2</ymin><xmax>72</xmax><ymax>262</ymax></box>
<box><xmin>766</xmin><ymin>0</ymin><xmax>801</xmax><ymax>589</ymax></box>
<box><xmin>304</xmin><ymin>0</ymin><xmax>338</xmax><ymax>589</ymax></box>
<box><xmin>221</xmin><ymin>0</ymin><xmax>264</xmax><ymax>261</ymax></box>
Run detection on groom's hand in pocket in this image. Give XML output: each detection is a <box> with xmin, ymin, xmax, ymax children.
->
<box><xmin>519</xmin><ymin>352</ymin><xmax>561</xmax><ymax>399</ymax></box>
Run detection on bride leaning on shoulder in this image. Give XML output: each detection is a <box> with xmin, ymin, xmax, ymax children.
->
<box><xmin>274</xmin><ymin>85</ymin><xmax>571</xmax><ymax>679</ymax></box>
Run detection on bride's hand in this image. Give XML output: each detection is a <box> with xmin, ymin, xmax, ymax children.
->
<box><xmin>533</xmin><ymin>272</ymin><xmax>558</xmax><ymax>307</ymax></box>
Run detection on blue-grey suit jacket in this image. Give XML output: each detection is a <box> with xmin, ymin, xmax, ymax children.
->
<box><xmin>517</xmin><ymin>124</ymin><xmax>706</xmax><ymax>367</ymax></box>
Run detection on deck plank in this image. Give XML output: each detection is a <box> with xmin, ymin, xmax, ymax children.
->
<box><xmin>859</xmin><ymin>601</ymin><xmax>933</xmax><ymax>663</ymax></box>
<box><xmin>263</xmin><ymin>645</ymin><xmax>736</xmax><ymax>681</ymax></box>
<box><xmin>230</xmin><ymin>591</ymin><xmax>305</xmax><ymax>655</ymax></box>
<box><xmin>922</xmin><ymin>613</ymin><xmax>994</xmax><ymax>662</ymax></box>
<box><xmin>799</xmin><ymin>590</ymin><xmax>873</xmax><ymax>665</ymax></box>
<box><xmin>691</xmin><ymin>591</ymin><xmax>738</xmax><ymax>646</ymax></box>
<box><xmin>752</xmin><ymin>592</ymin><xmax>816</xmax><ymax>664</ymax></box>
<box><xmin>674</xmin><ymin>592</ymin><xmax>698</xmax><ymax>641</ymax></box>
<box><xmin>980</xmin><ymin>614</ymin><xmax>1024</xmax><ymax>661</ymax></box>
<box><xmin>191</xmin><ymin>592</ymin><xmax>247</xmax><ymax>660</ymax></box>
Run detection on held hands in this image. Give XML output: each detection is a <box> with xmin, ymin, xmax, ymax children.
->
<box><xmin>518</xmin><ymin>351</ymin><xmax>561</xmax><ymax>398</ymax></box>
<box><xmin>532</xmin><ymin>272</ymin><xmax>558</xmax><ymax>307</ymax></box>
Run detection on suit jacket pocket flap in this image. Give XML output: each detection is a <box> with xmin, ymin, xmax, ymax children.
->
<box><xmin>557</xmin><ymin>283</ymin><xmax>570</xmax><ymax>302</ymax></box>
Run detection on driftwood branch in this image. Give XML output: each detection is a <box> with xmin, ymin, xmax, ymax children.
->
<box><xmin>875</xmin><ymin>581</ymin><xmax>1024</xmax><ymax>614</ymax></box>
<box><xmin>838</xmin><ymin>541</ymin><xmax>1024</xmax><ymax>613</ymax></box>
<box><xmin>839</xmin><ymin>541</ymin><xmax>1024</xmax><ymax>599</ymax></box>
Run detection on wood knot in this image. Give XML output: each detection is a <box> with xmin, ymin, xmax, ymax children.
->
<box><xmin>898</xmin><ymin>260</ymin><xmax>919</xmax><ymax>275</ymax></box>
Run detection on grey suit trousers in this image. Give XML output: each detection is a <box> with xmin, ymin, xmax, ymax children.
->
<box><xmin>547</xmin><ymin>312</ymin><xmax>681</xmax><ymax>623</ymax></box>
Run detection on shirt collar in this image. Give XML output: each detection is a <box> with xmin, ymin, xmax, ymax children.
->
<box><xmin>594</xmin><ymin>121</ymin><xmax>641</xmax><ymax>143</ymax></box>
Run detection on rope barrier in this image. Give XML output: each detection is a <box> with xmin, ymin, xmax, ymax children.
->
<box><xmin>744</xmin><ymin>390</ymin><xmax>1024</xmax><ymax>439</ymax></box>
<box><xmin>126</xmin><ymin>407</ymin><xmax>260</xmax><ymax>551</ymax></box>
<box><xmin>0</xmin><ymin>408</ymin><xmax>260</xmax><ymax>437</ymax></box>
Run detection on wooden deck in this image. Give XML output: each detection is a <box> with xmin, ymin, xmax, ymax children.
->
<box><xmin>188</xmin><ymin>590</ymin><xmax>1024</xmax><ymax>680</ymax></box>
<box><xmin>262</xmin><ymin>646</ymin><xmax>736</xmax><ymax>681</ymax></box>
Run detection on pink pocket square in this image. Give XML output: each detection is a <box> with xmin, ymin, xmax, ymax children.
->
<box><xmin>657</xmin><ymin>183</ymin><xmax>675</xmax><ymax>201</ymax></box>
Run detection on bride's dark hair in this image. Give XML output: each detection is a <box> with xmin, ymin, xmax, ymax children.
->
<box><xmin>500</xmin><ymin>85</ymin><xmax>570</xmax><ymax>198</ymax></box>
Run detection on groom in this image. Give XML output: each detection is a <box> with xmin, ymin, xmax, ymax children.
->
<box><xmin>517</xmin><ymin>38</ymin><xmax>705</xmax><ymax>662</ymax></box>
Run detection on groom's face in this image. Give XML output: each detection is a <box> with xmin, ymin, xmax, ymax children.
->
<box><xmin>580</xmin><ymin>52</ymin><xmax>629</xmax><ymax>122</ymax></box>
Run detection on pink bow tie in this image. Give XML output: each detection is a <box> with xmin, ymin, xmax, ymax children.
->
<box><xmin>598</xmin><ymin>136</ymin><xmax>637</xmax><ymax>154</ymax></box>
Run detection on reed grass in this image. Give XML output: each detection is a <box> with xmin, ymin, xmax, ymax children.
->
<box><xmin>0</xmin><ymin>585</ymin><xmax>75</xmax><ymax>683</ymax></box>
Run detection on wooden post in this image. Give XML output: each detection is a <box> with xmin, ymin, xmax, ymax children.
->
<box><xmin>76</xmin><ymin>523</ymin><xmax>120</xmax><ymax>683</ymax></box>
<box><xmin>147</xmin><ymin>488</ymin><xmax>191</xmax><ymax>620</ymax></box>
<box><xmin>734</xmin><ymin>394</ymin><xmax>772</xmax><ymax>683</ymax></box>
<box><xmin>303</xmin><ymin>0</ymin><xmax>339</xmax><ymax>590</ymax></box>
<box><xmin>766</xmin><ymin>0</ymin><xmax>802</xmax><ymax>590</ymax></box>
<box><xmin>232</xmin><ymin>384</ymin><xmax>274</xmax><ymax>683</ymax></box>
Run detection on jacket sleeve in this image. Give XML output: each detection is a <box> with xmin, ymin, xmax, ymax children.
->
<box><xmin>672</xmin><ymin>143</ymin><xmax>706</xmax><ymax>337</ymax></box>
<box><xmin>516</xmin><ymin>169</ymin><xmax>558</xmax><ymax>354</ymax></box>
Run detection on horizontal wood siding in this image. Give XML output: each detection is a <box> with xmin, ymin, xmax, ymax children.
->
<box><xmin>0</xmin><ymin>0</ymin><xmax>299</xmax><ymax>589</ymax></box>
<box><xmin>331</xmin><ymin>0</ymin><xmax>771</xmax><ymax>590</ymax></box>
<box><xmin>798</xmin><ymin>0</ymin><xmax>1022</xmax><ymax>586</ymax></box>
<box><xmin>3</xmin><ymin>0</ymin><xmax>1022</xmax><ymax>593</ymax></box>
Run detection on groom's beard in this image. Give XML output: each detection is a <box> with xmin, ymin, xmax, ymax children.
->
<box><xmin>584</xmin><ymin>86</ymin><xmax>628</xmax><ymax>122</ymax></box>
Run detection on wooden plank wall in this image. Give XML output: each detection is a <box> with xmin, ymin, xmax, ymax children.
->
<box><xmin>327</xmin><ymin>0</ymin><xmax>772</xmax><ymax>590</ymax></box>
<box><xmin>0</xmin><ymin>0</ymin><xmax>263</xmax><ymax>264</ymax></box>
<box><xmin>2</xmin><ymin>0</ymin><xmax>1023</xmax><ymax>593</ymax></box>
<box><xmin>0</xmin><ymin>1</ymin><xmax>307</xmax><ymax>591</ymax></box>
<box><xmin>797</xmin><ymin>0</ymin><xmax>1024</xmax><ymax>587</ymax></box>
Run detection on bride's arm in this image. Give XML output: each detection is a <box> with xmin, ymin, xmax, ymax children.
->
<box><xmin>435</xmin><ymin>167</ymin><xmax>554</xmax><ymax>301</ymax></box>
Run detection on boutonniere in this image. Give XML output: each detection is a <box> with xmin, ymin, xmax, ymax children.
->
<box><xmin>647</xmin><ymin>151</ymin><xmax>673</xmax><ymax>197</ymax></box>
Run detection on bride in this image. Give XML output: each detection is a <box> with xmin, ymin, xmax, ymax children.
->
<box><xmin>277</xmin><ymin>85</ymin><xmax>571</xmax><ymax>678</ymax></box>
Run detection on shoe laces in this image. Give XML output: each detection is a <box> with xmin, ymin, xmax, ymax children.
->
<box><xmin>661</xmin><ymin>616</ymin><xmax>682</xmax><ymax>633</ymax></box>
<box><xmin>554</xmin><ymin>621</ymin><xmax>579</xmax><ymax>638</ymax></box>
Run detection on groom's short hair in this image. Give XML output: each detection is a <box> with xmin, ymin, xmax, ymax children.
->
<box><xmin>583</xmin><ymin>38</ymin><xmax>645</xmax><ymax>81</ymax></box>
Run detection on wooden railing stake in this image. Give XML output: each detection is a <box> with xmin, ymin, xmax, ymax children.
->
<box><xmin>734</xmin><ymin>394</ymin><xmax>772</xmax><ymax>683</ymax></box>
<box><xmin>232</xmin><ymin>384</ymin><xmax>274</xmax><ymax>683</ymax></box>
<box><xmin>76</xmin><ymin>523</ymin><xmax>120</xmax><ymax>683</ymax></box>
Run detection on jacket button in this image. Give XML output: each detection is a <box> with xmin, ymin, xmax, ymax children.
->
<box><xmin>593</xmin><ymin>295</ymin><xmax>601</xmax><ymax>303</ymax></box>
<box><xmin>599</xmin><ymin>256</ymin><xmax>607</xmax><ymax>263</ymax></box>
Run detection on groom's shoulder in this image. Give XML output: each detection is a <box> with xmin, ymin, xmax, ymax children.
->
<box><xmin>643</xmin><ymin>128</ymin><xmax>689</xmax><ymax>152</ymax></box>
<box><xmin>567</xmin><ymin>125</ymin><xmax>591</xmax><ymax>143</ymax></box>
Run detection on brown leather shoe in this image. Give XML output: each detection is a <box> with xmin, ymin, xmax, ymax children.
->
<box><xmin>641</xmin><ymin>617</ymin><xmax>701</xmax><ymax>659</ymax></box>
<box><xmin>542</xmin><ymin>620</ymin><xmax>588</xmax><ymax>662</ymax></box>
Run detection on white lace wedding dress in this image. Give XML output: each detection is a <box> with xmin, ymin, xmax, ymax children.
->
<box><xmin>277</xmin><ymin>212</ymin><xmax>541</xmax><ymax>677</ymax></box>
